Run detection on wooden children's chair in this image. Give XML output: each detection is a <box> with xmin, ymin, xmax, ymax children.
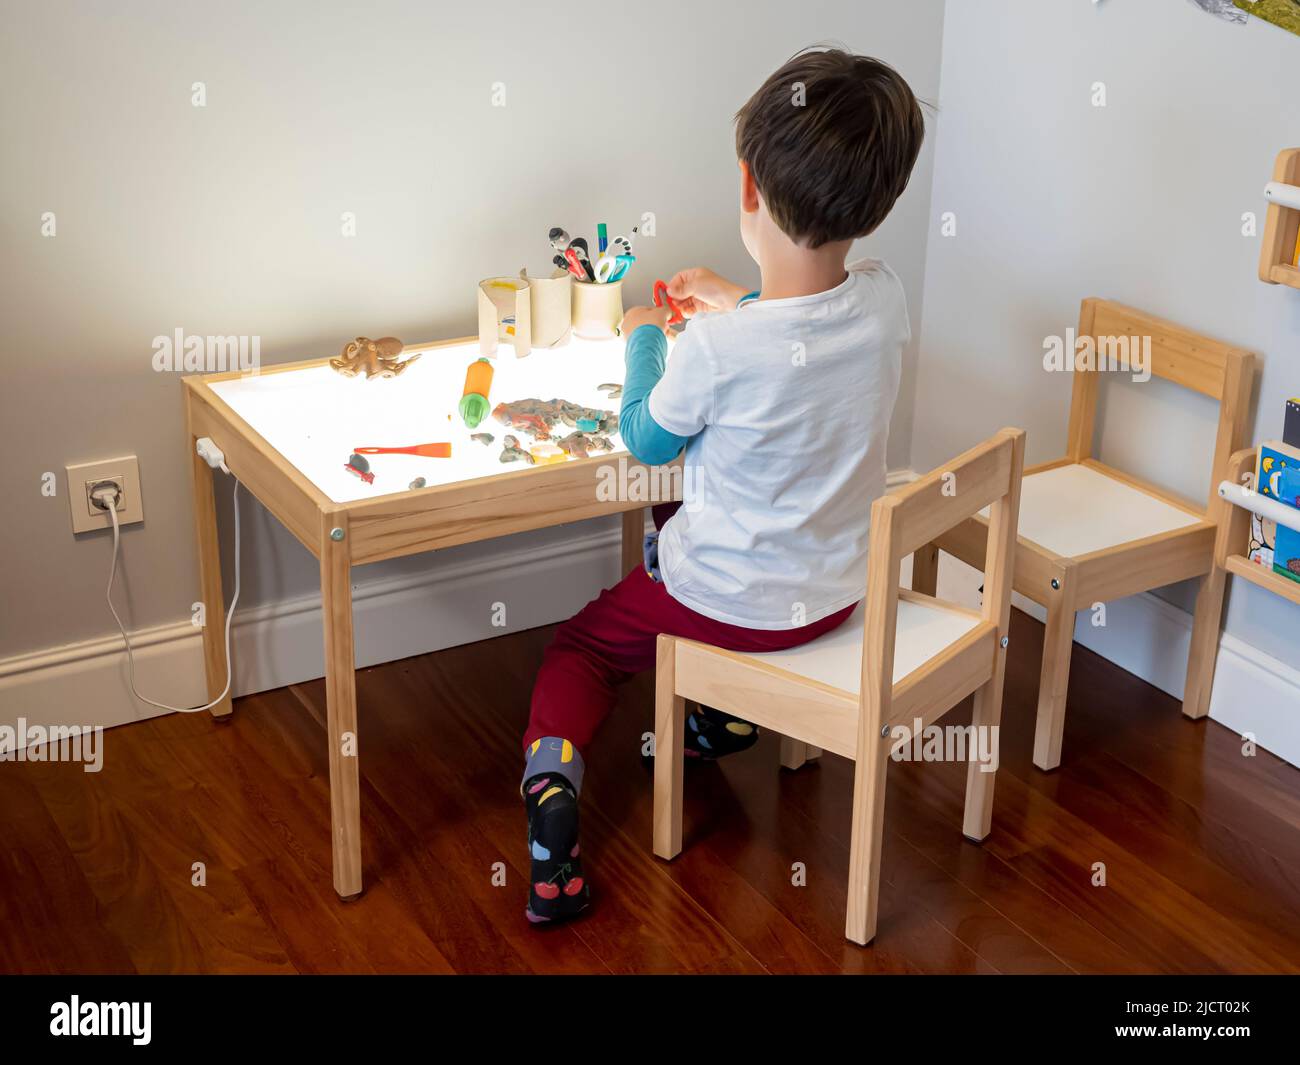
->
<box><xmin>653</xmin><ymin>428</ymin><xmax>1026</xmax><ymax>946</ymax></box>
<box><xmin>913</xmin><ymin>299</ymin><xmax>1255</xmax><ymax>771</ymax></box>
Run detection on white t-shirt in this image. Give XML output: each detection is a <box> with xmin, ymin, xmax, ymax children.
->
<box><xmin>647</xmin><ymin>258</ymin><xmax>907</xmax><ymax>629</ymax></box>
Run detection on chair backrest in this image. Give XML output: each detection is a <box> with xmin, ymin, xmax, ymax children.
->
<box><xmin>1065</xmin><ymin>298</ymin><xmax>1255</xmax><ymax>512</ymax></box>
<box><xmin>854</xmin><ymin>428</ymin><xmax>1026</xmax><ymax>751</ymax></box>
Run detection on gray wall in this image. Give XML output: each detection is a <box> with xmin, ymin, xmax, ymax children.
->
<box><xmin>0</xmin><ymin>0</ymin><xmax>944</xmax><ymax>660</ymax></box>
<box><xmin>913</xmin><ymin>0</ymin><xmax>1300</xmax><ymax>665</ymax></box>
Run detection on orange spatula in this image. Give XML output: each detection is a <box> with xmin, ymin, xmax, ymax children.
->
<box><xmin>353</xmin><ymin>443</ymin><xmax>452</xmax><ymax>458</ymax></box>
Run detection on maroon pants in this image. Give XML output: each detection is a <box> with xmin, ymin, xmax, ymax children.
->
<box><xmin>524</xmin><ymin>551</ymin><xmax>856</xmax><ymax>752</ymax></box>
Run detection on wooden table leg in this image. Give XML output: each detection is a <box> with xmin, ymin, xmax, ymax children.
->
<box><xmin>780</xmin><ymin>737</ymin><xmax>822</xmax><ymax>770</ymax></box>
<box><xmin>321</xmin><ymin>511</ymin><xmax>362</xmax><ymax>900</ymax></box>
<box><xmin>621</xmin><ymin>507</ymin><xmax>645</xmax><ymax>577</ymax></box>
<box><xmin>187</xmin><ymin>430</ymin><xmax>233</xmax><ymax>720</ymax></box>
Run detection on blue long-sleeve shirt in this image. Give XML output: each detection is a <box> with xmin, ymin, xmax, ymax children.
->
<box><xmin>619</xmin><ymin>325</ymin><xmax>690</xmax><ymax>465</ymax></box>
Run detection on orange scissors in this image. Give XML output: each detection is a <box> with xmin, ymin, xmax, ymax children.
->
<box><xmin>653</xmin><ymin>279</ymin><xmax>685</xmax><ymax>326</ymax></box>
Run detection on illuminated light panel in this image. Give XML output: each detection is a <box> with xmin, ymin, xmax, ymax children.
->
<box><xmin>210</xmin><ymin>336</ymin><xmax>635</xmax><ymax>503</ymax></box>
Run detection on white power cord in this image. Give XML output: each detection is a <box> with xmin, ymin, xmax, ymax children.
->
<box><xmin>97</xmin><ymin>443</ymin><xmax>241</xmax><ymax>713</ymax></box>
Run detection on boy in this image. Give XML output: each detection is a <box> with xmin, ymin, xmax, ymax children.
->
<box><xmin>521</xmin><ymin>48</ymin><xmax>924</xmax><ymax>923</ymax></box>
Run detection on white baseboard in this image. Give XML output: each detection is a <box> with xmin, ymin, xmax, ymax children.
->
<box><xmin>931</xmin><ymin>554</ymin><xmax>1300</xmax><ymax>769</ymax></box>
<box><xmin>0</xmin><ymin>522</ymin><xmax>626</xmax><ymax>746</ymax></box>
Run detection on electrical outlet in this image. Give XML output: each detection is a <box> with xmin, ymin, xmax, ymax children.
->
<box><xmin>66</xmin><ymin>456</ymin><xmax>144</xmax><ymax>534</ymax></box>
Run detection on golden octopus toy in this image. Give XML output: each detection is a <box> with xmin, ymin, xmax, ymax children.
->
<box><xmin>329</xmin><ymin>336</ymin><xmax>418</xmax><ymax>379</ymax></box>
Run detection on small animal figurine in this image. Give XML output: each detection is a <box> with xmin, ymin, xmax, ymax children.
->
<box><xmin>330</xmin><ymin>336</ymin><xmax>417</xmax><ymax>379</ymax></box>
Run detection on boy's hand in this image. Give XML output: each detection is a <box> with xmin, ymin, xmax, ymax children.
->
<box><xmin>666</xmin><ymin>267</ymin><xmax>750</xmax><ymax>317</ymax></box>
<box><xmin>621</xmin><ymin>303</ymin><xmax>673</xmax><ymax>336</ymax></box>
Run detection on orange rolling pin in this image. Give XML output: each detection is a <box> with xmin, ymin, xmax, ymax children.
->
<box><xmin>459</xmin><ymin>357</ymin><xmax>495</xmax><ymax>429</ymax></box>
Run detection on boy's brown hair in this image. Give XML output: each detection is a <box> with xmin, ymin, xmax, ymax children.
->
<box><xmin>735</xmin><ymin>48</ymin><xmax>925</xmax><ymax>248</ymax></box>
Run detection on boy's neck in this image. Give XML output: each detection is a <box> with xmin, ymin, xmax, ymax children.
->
<box><xmin>757</xmin><ymin>233</ymin><xmax>853</xmax><ymax>302</ymax></box>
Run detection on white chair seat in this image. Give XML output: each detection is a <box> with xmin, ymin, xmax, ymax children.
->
<box><xmin>736</xmin><ymin>598</ymin><xmax>979</xmax><ymax>696</ymax></box>
<box><xmin>985</xmin><ymin>463</ymin><xmax>1202</xmax><ymax>559</ymax></box>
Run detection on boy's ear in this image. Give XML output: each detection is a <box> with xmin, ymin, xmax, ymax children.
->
<box><xmin>738</xmin><ymin>159</ymin><xmax>760</xmax><ymax>214</ymax></box>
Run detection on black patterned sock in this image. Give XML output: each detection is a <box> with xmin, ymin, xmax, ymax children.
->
<box><xmin>523</xmin><ymin>772</ymin><xmax>589</xmax><ymax>924</ymax></box>
<box><xmin>684</xmin><ymin>705</ymin><xmax>760</xmax><ymax>760</ymax></box>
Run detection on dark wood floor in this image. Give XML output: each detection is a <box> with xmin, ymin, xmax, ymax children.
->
<box><xmin>3</xmin><ymin>606</ymin><xmax>1300</xmax><ymax>974</ymax></box>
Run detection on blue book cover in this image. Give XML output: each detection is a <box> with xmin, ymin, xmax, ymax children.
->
<box><xmin>1258</xmin><ymin>442</ymin><xmax>1300</xmax><ymax>579</ymax></box>
<box><xmin>1275</xmin><ymin>524</ymin><xmax>1300</xmax><ymax>584</ymax></box>
<box><xmin>1259</xmin><ymin>441</ymin><xmax>1300</xmax><ymax>584</ymax></box>
<box><xmin>1258</xmin><ymin>442</ymin><xmax>1300</xmax><ymax>502</ymax></box>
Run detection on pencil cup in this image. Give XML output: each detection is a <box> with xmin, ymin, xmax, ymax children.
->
<box><xmin>571</xmin><ymin>279</ymin><xmax>624</xmax><ymax>341</ymax></box>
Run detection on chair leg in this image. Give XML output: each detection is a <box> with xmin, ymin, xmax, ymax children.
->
<box><xmin>911</xmin><ymin>542</ymin><xmax>939</xmax><ymax>596</ymax></box>
<box><xmin>845</xmin><ymin>743</ymin><xmax>889</xmax><ymax>945</ymax></box>
<box><xmin>1182</xmin><ymin>567</ymin><xmax>1226</xmax><ymax>720</ymax></box>
<box><xmin>653</xmin><ymin>635</ymin><xmax>685</xmax><ymax>860</ymax></box>
<box><xmin>963</xmin><ymin>675</ymin><xmax>1004</xmax><ymax>841</ymax></box>
<box><xmin>1033</xmin><ymin>591</ymin><xmax>1077</xmax><ymax>772</ymax></box>
<box><xmin>779</xmin><ymin>736</ymin><xmax>821</xmax><ymax>770</ymax></box>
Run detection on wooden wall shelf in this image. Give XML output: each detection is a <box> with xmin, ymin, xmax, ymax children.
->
<box><xmin>1260</xmin><ymin>148</ymin><xmax>1300</xmax><ymax>290</ymax></box>
<box><xmin>1225</xmin><ymin>553</ymin><xmax>1300</xmax><ymax>608</ymax></box>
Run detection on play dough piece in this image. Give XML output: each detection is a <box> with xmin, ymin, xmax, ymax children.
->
<box><xmin>491</xmin><ymin>397</ymin><xmax>616</xmax><ymax>440</ymax></box>
<box><xmin>500</xmin><ymin>435</ymin><xmax>535</xmax><ymax>464</ymax></box>
<box><xmin>530</xmin><ymin>442</ymin><xmax>567</xmax><ymax>465</ymax></box>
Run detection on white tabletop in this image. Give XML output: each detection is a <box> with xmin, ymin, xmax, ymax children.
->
<box><xmin>210</xmin><ymin>337</ymin><xmax>631</xmax><ymax>503</ymax></box>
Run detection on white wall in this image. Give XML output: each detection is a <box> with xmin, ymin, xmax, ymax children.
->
<box><xmin>913</xmin><ymin>0</ymin><xmax>1300</xmax><ymax>673</ymax></box>
<box><xmin>0</xmin><ymin>2</ymin><xmax>943</xmax><ymax>692</ymax></box>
